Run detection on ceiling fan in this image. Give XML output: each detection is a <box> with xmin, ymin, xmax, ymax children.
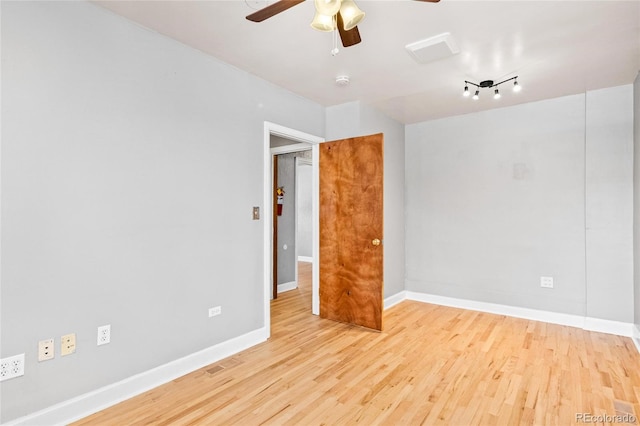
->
<box><xmin>246</xmin><ymin>0</ymin><xmax>440</xmax><ymax>48</ymax></box>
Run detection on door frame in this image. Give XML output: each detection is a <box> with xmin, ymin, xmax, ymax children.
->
<box><xmin>263</xmin><ymin>122</ymin><xmax>324</xmax><ymax>336</ymax></box>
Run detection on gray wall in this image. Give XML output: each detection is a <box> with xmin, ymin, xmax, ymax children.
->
<box><xmin>635</xmin><ymin>73</ymin><xmax>640</xmax><ymax>330</ymax></box>
<box><xmin>0</xmin><ymin>2</ymin><xmax>324</xmax><ymax>422</ymax></box>
<box><xmin>276</xmin><ymin>153</ymin><xmax>296</xmax><ymax>285</ymax></box>
<box><xmin>585</xmin><ymin>86</ymin><xmax>634</xmax><ymax>321</ymax></box>
<box><xmin>406</xmin><ymin>86</ymin><xmax>634</xmax><ymax>322</ymax></box>
<box><xmin>325</xmin><ymin>102</ymin><xmax>406</xmax><ymax>299</ymax></box>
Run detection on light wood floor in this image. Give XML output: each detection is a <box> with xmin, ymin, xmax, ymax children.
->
<box><xmin>76</xmin><ymin>262</ymin><xmax>640</xmax><ymax>425</ymax></box>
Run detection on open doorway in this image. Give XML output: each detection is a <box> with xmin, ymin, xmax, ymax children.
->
<box><xmin>262</xmin><ymin>122</ymin><xmax>324</xmax><ymax>337</ymax></box>
<box><xmin>272</xmin><ymin>149</ymin><xmax>312</xmax><ymax>298</ymax></box>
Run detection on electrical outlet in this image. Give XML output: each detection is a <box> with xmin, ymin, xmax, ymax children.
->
<box><xmin>208</xmin><ymin>306</ymin><xmax>222</xmax><ymax>317</ymax></box>
<box><xmin>38</xmin><ymin>338</ymin><xmax>55</xmax><ymax>361</ymax></box>
<box><xmin>0</xmin><ymin>354</ymin><xmax>25</xmax><ymax>382</ymax></box>
<box><xmin>97</xmin><ymin>325</ymin><xmax>111</xmax><ymax>346</ymax></box>
<box><xmin>540</xmin><ymin>276</ymin><xmax>554</xmax><ymax>288</ymax></box>
<box><xmin>61</xmin><ymin>333</ymin><xmax>76</xmax><ymax>356</ymax></box>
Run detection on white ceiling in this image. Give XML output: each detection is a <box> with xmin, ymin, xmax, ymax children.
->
<box><xmin>95</xmin><ymin>0</ymin><xmax>640</xmax><ymax>124</ymax></box>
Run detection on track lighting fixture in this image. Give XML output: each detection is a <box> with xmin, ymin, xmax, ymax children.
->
<box><xmin>463</xmin><ymin>76</ymin><xmax>521</xmax><ymax>100</ymax></box>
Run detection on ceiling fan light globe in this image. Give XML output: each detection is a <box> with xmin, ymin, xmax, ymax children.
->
<box><xmin>314</xmin><ymin>0</ymin><xmax>341</xmax><ymax>16</ymax></box>
<box><xmin>339</xmin><ymin>0</ymin><xmax>365</xmax><ymax>30</ymax></box>
<box><xmin>310</xmin><ymin>11</ymin><xmax>335</xmax><ymax>32</ymax></box>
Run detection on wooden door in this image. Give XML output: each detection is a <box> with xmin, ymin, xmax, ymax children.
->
<box><xmin>319</xmin><ymin>133</ymin><xmax>384</xmax><ymax>331</ymax></box>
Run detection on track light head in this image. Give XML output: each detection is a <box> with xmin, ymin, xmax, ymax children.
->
<box><xmin>463</xmin><ymin>85</ymin><xmax>470</xmax><ymax>97</ymax></box>
<box><xmin>493</xmin><ymin>89</ymin><xmax>501</xmax><ymax>99</ymax></box>
<box><xmin>472</xmin><ymin>90</ymin><xmax>479</xmax><ymax>100</ymax></box>
<box><xmin>513</xmin><ymin>80</ymin><xmax>521</xmax><ymax>92</ymax></box>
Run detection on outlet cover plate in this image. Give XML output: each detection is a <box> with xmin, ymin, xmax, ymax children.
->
<box><xmin>540</xmin><ymin>276</ymin><xmax>554</xmax><ymax>288</ymax></box>
<box><xmin>97</xmin><ymin>325</ymin><xmax>111</xmax><ymax>346</ymax></box>
<box><xmin>0</xmin><ymin>354</ymin><xmax>25</xmax><ymax>382</ymax></box>
<box><xmin>38</xmin><ymin>338</ymin><xmax>55</xmax><ymax>361</ymax></box>
<box><xmin>208</xmin><ymin>306</ymin><xmax>222</xmax><ymax>317</ymax></box>
<box><xmin>61</xmin><ymin>333</ymin><xmax>76</xmax><ymax>356</ymax></box>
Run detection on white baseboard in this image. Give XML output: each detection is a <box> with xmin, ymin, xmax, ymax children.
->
<box><xmin>297</xmin><ymin>256</ymin><xmax>313</xmax><ymax>263</ymax></box>
<box><xmin>384</xmin><ymin>291</ymin><xmax>407</xmax><ymax>310</ymax></box>
<box><xmin>277</xmin><ymin>281</ymin><xmax>297</xmax><ymax>293</ymax></box>
<box><xmin>583</xmin><ymin>317</ymin><xmax>636</xmax><ymax>338</ymax></box>
<box><xmin>5</xmin><ymin>327</ymin><xmax>269</xmax><ymax>426</ymax></box>
<box><xmin>402</xmin><ymin>291</ymin><xmax>636</xmax><ymax>338</ymax></box>
<box><xmin>405</xmin><ymin>291</ymin><xmax>585</xmax><ymax>329</ymax></box>
<box><xmin>633</xmin><ymin>324</ymin><xmax>640</xmax><ymax>354</ymax></box>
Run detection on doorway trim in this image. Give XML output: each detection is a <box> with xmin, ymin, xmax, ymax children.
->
<box><xmin>263</xmin><ymin>122</ymin><xmax>324</xmax><ymax>337</ymax></box>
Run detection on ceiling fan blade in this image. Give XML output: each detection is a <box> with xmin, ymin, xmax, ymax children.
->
<box><xmin>246</xmin><ymin>0</ymin><xmax>306</xmax><ymax>22</ymax></box>
<box><xmin>336</xmin><ymin>12</ymin><xmax>361</xmax><ymax>47</ymax></box>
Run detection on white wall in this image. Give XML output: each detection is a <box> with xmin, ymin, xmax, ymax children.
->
<box><xmin>325</xmin><ymin>102</ymin><xmax>406</xmax><ymax>299</ymax></box>
<box><xmin>0</xmin><ymin>2</ymin><xmax>324</xmax><ymax>422</ymax></box>
<box><xmin>634</xmin><ymin>73</ymin><xmax>640</xmax><ymax>332</ymax></box>
<box><xmin>296</xmin><ymin>160</ymin><xmax>312</xmax><ymax>259</ymax></box>
<box><xmin>406</xmin><ymin>87</ymin><xmax>634</xmax><ymax>322</ymax></box>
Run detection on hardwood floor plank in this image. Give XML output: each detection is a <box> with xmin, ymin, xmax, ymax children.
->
<box><xmin>73</xmin><ymin>261</ymin><xmax>640</xmax><ymax>425</ymax></box>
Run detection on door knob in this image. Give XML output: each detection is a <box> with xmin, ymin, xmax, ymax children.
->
<box><xmin>372</xmin><ymin>238</ymin><xmax>381</xmax><ymax>246</ymax></box>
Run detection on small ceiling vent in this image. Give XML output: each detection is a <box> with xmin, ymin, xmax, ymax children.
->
<box><xmin>405</xmin><ymin>32</ymin><xmax>460</xmax><ymax>64</ymax></box>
